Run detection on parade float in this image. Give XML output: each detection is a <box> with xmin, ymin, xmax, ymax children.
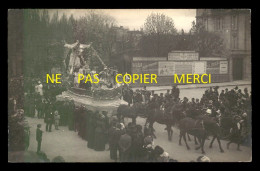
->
<box><xmin>56</xmin><ymin>41</ymin><xmax>128</xmax><ymax>117</ymax></box>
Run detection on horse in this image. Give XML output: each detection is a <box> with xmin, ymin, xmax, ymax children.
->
<box><xmin>177</xmin><ymin>116</ymin><xmax>224</xmax><ymax>154</ymax></box>
<box><xmin>132</xmin><ymin>102</ymin><xmax>147</xmax><ymax>118</ymax></box>
<box><xmin>117</xmin><ymin>104</ymin><xmax>136</xmax><ymax>124</ymax></box>
<box><xmin>217</xmin><ymin>115</ymin><xmax>246</xmax><ymax>151</ymax></box>
<box><xmin>145</xmin><ymin>108</ymin><xmax>175</xmax><ymax>141</ymax></box>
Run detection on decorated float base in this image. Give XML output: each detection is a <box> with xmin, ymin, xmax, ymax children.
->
<box><xmin>56</xmin><ymin>89</ymin><xmax>128</xmax><ymax>117</ymax></box>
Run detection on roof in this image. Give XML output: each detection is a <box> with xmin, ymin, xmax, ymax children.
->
<box><xmin>132</xmin><ymin>57</ymin><xmax>167</xmax><ymax>62</ymax></box>
<box><xmin>169</xmin><ymin>51</ymin><xmax>197</xmax><ymax>53</ymax></box>
<box><xmin>200</xmin><ymin>57</ymin><xmax>227</xmax><ymax>61</ymax></box>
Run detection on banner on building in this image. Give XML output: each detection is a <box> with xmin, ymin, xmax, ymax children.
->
<box><xmin>220</xmin><ymin>61</ymin><xmax>228</xmax><ymax>74</ymax></box>
<box><xmin>168</xmin><ymin>51</ymin><xmax>199</xmax><ymax>61</ymax></box>
<box><xmin>206</xmin><ymin>61</ymin><xmax>220</xmax><ymax>74</ymax></box>
<box><xmin>206</xmin><ymin>61</ymin><xmax>228</xmax><ymax>74</ymax></box>
<box><xmin>158</xmin><ymin>61</ymin><xmax>206</xmax><ymax>76</ymax></box>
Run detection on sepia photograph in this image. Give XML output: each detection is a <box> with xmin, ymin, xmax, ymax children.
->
<box><xmin>8</xmin><ymin>9</ymin><xmax>251</xmax><ymax>162</ymax></box>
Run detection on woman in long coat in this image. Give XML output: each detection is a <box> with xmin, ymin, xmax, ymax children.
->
<box><xmin>67</xmin><ymin>100</ymin><xmax>75</xmax><ymax>131</ymax></box>
<box><xmin>84</xmin><ymin>109</ymin><xmax>90</xmax><ymax>141</ymax></box>
<box><xmin>94</xmin><ymin>114</ymin><xmax>106</xmax><ymax>151</ymax></box>
<box><xmin>87</xmin><ymin>112</ymin><xmax>96</xmax><ymax>149</ymax></box>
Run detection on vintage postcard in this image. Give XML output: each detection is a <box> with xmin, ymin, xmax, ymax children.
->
<box><xmin>8</xmin><ymin>9</ymin><xmax>251</xmax><ymax>162</ymax></box>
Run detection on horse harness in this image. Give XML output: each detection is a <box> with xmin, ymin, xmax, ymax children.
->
<box><xmin>195</xmin><ymin>119</ymin><xmax>205</xmax><ymax>130</ymax></box>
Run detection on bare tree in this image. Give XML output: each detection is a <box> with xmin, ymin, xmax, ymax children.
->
<box><xmin>144</xmin><ymin>13</ymin><xmax>177</xmax><ymax>35</ymax></box>
<box><xmin>140</xmin><ymin>13</ymin><xmax>178</xmax><ymax>57</ymax></box>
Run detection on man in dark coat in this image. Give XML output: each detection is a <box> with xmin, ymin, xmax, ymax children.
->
<box><xmin>130</xmin><ymin>125</ymin><xmax>144</xmax><ymax>162</ymax></box>
<box><xmin>35</xmin><ymin>94</ymin><xmax>43</xmax><ymax>118</ymax></box>
<box><xmin>141</xmin><ymin>135</ymin><xmax>154</xmax><ymax>162</ymax></box>
<box><xmin>45</xmin><ymin>110</ymin><xmax>54</xmax><ymax>132</ymax></box>
<box><xmin>87</xmin><ymin>111</ymin><xmax>96</xmax><ymax>149</ymax></box>
<box><xmin>172</xmin><ymin>85</ymin><xmax>180</xmax><ymax>100</ymax></box>
<box><xmin>150</xmin><ymin>145</ymin><xmax>164</xmax><ymax>162</ymax></box>
<box><xmin>36</xmin><ymin>124</ymin><xmax>43</xmax><ymax>153</ymax></box>
<box><xmin>102</xmin><ymin>111</ymin><xmax>109</xmax><ymax>144</ymax></box>
<box><xmin>108</xmin><ymin>122</ymin><xmax>122</xmax><ymax>161</ymax></box>
<box><xmin>94</xmin><ymin>113</ymin><xmax>106</xmax><ymax>151</ymax></box>
<box><xmin>45</xmin><ymin>102</ymin><xmax>54</xmax><ymax>132</ymax></box>
<box><xmin>135</xmin><ymin>89</ymin><xmax>143</xmax><ymax>104</ymax></box>
<box><xmin>76</xmin><ymin>106</ymin><xmax>85</xmax><ymax>138</ymax></box>
<box><xmin>67</xmin><ymin>100</ymin><xmax>75</xmax><ymax>131</ymax></box>
<box><xmin>227</xmin><ymin>116</ymin><xmax>243</xmax><ymax>151</ymax></box>
<box><xmin>42</xmin><ymin>98</ymin><xmax>48</xmax><ymax>121</ymax></box>
<box><xmin>165</xmin><ymin>90</ymin><xmax>171</xmax><ymax>101</ymax></box>
<box><xmin>84</xmin><ymin>109</ymin><xmax>91</xmax><ymax>141</ymax></box>
<box><xmin>118</xmin><ymin>129</ymin><xmax>132</xmax><ymax>162</ymax></box>
<box><xmin>144</xmin><ymin>125</ymin><xmax>155</xmax><ymax>138</ymax></box>
<box><xmin>219</xmin><ymin>90</ymin><xmax>225</xmax><ymax>102</ymax></box>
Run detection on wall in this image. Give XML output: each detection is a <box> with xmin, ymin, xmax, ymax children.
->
<box><xmin>131</xmin><ymin>55</ymin><xmax>230</xmax><ymax>87</ymax></box>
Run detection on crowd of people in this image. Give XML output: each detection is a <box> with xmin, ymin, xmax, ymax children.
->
<box><xmin>8</xmin><ymin>74</ymin><xmax>252</xmax><ymax>162</ymax></box>
<box><xmin>122</xmin><ymin>84</ymin><xmax>251</xmax><ymax>147</ymax></box>
<box><xmin>107</xmin><ymin>120</ymin><xmax>177</xmax><ymax>162</ymax></box>
<box><xmin>123</xmin><ymin>84</ymin><xmax>251</xmax><ymax>119</ymax></box>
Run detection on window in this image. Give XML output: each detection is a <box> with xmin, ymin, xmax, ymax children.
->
<box><xmin>231</xmin><ymin>15</ymin><xmax>238</xmax><ymax>30</ymax></box>
<box><xmin>231</xmin><ymin>35</ymin><xmax>238</xmax><ymax>49</ymax></box>
<box><xmin>215</xmin><ymin>17</ymin><xmax>222</xmax><ymax>30</ymax></box>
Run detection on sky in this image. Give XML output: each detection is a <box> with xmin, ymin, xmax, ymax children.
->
<box><xmin>48</xmin><ymin>9</ymin><xmax>196</xmax><ymax>32</ymax></box>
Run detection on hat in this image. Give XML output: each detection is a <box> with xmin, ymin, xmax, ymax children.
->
<box><xmin>161</xmin><ymin>151</ymin><xmax>169</xmax><ymax>158</ymax></box>
<box><xmin>197</xmin><ymin>155</ymin><xmax>210</xmax><ymax>162</ymax></box>
<box><xmin>242</xmin><ymin>113</ymin><xmax>247</xmax><ymax>117</ymax></box>
<box><xmin>144</xmin><ymin>136</ymin><xmax>153</xmax><ymax>146</ymax></box>
<box><xmin>154</xmin><ymin>146</ymin><xmax>164</xmax><ymax>155</ymax></box>
<box><xmin>146</xmin><ymin>144</ymin><xmax>153</xmax><ymax>149</ymax></box>
<box><xmin>206</xmin><ymin>109</ymin><xmax>212</xmax><ymax>114</ymax></box>
<box><xmin>136</xmin><ymin>124</ymin><xmax>142</xmax><ymax>131</ymax></box>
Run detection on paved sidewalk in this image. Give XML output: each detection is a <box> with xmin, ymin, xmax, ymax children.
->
<box><xmin>133</xmin><ymin>80</ymin><xmax>251</xmax><ymax>91</ymax></box>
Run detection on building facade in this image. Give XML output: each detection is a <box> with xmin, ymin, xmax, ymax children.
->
<box><xmin>196</xmin><ymin>9</ymin><xmax>251</xmax><ymax>81</ymax></box>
